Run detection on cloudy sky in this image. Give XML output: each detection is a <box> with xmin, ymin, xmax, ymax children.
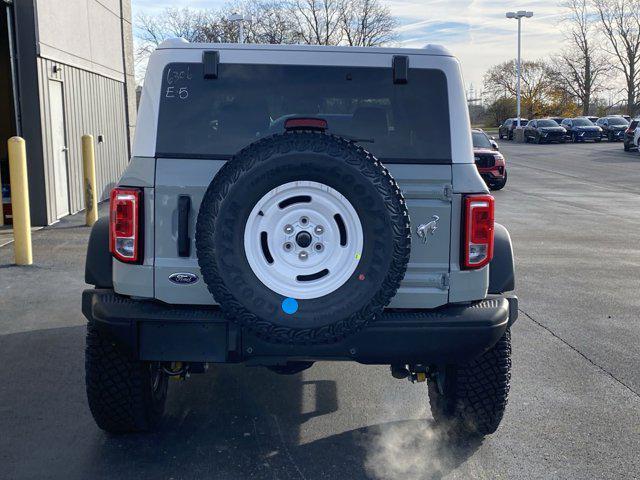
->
<box><xmin>132</xmin><ymin>0</ymin><xmax>565</xmax><ymax>91</ymax></box>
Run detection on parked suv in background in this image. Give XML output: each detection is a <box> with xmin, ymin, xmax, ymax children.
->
<box><xmin>82</xmin><ymin>41</ymin><xmax>517</xmax><ymax>438</ymax></box>
<box><xmin>472</xmin><ymin>129</ymin><xmax>507</xmax><ymax>190</ymax></box>
<box><xmin>596</xmin><ymin>116</ymin><xmax>629</xmax><ymax>142</ymax></box>
<box><xmin>499</xmin><ymin>118</ymin><xmax>528</xmax><ymax>140</ymax></box>
<box><xmin>624</xmin><ymin>118</ymin><xmax>639</xmax><ymax>151</ymax></box>
<box><xmin>524</xmin><ymin>119</ymin><xmax>566</xmax><ymax>144</ymax></box>
<box><xmin>561</xmin><ymin>117</ymin><xmax>602</xmax><ymax>142</ymax></box>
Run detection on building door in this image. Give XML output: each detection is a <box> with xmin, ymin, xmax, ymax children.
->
<box><xmin>48</xmin><ymin>80</ymin><xmax>69</xmax><ymax>219</ymax></box>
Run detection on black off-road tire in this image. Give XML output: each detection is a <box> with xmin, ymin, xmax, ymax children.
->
<box><xmin>428</xmin><ymin>329</ymin><xmax>512</xmax><ymax>437</ymax></box>
<box><xmin>85</xmin><ymin>324</ymin><xmax>168</xmax><ymax>433</ymax></box>
<box><xmin>196</xmin><ymin>131</ymin><xmax>411</xmax><ymax>345</ymax></box>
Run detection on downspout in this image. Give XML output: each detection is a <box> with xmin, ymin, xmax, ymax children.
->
<box><xmin>119</xmin><ymin>0</ymin><xmax>132</xmax><ymax>159</ymax></box>
<box><xmin>5</xmin><ymin>0</ymin><xmax>22</xmax><ymax>136</ymax></box>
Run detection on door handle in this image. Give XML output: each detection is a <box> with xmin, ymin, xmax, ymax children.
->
<box><xmin>61</xmin><ymin>147</ymin><xmax>69</xmax><ymax>152</ymax></box>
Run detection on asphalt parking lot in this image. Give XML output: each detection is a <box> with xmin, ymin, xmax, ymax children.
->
<box><xmin>2</xmin><ymin>140</ymin><xmax>640</xmax><ymax>480</ymax></box>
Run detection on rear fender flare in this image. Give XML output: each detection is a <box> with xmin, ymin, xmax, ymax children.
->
<box><xmin>489</xmin><ymin>223</ymin><xmax>515</xmax><ymax>294</ymax></box>
<box><xmin>85</xmin><ymin>217</ymin><xmax>113</xmax><ymax>289</ymax></box>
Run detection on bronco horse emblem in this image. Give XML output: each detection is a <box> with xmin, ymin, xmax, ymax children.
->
<box><xmin>416</xmin><ymin>215</ymin><xmax>440</xmax><ymax>245</ymax></box>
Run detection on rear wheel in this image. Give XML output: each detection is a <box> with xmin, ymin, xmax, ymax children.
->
<box><xmin>428</xmin><ymin>329</ymin><xmax>512</xmax><ymax>437</ymax></box>
<box><xmin>85</xmin><ymin>324</ymin><xmax>168</xmax><ymax>433</ymax></box>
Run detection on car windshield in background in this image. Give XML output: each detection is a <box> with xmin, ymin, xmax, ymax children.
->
<box><xmin>573</xmin><ymin>118</ymin><xmax>593</xmax><ymax>126</ymax></box>
<box><xmin>608</xmin><ymin>117</ymin><xmax>629</xmax><ymax>125</ymax></box>
<box><xmin>157</xmin><ymin>63</ymin><xmax>452</xmax><ymax>163</ymax></box>
<box><xmin>472</xmin><ymin>131</ymin><xmax>492</xmax><ymax>149</ymax></box>
<box><xmin>537</xmin><ymin>120</ymin><xmax>559</xmax><ymax>127</ymax></box>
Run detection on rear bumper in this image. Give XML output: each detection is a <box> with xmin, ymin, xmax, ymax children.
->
<box><xmin>82</xmin><ymin>289</ymin><xmax>518</xmax><ymax>365</ymax></box>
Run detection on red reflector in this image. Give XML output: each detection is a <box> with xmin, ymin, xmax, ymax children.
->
<box><xmin>284</xmin><ymin>118</ymin><xmax>328</xmax><ymax>131</ymax></box>
<box><xmin>109</xmin><ymin>187</ymin><xmax>142</xmax><ymax>263</ymax></box>
<box><xmin>463</xmin><ymin>194</ymin><xmax>495</xmax><ymax>269</ymax></box>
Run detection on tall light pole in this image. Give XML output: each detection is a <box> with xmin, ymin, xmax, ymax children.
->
<box><xmin>229</xmin><ymin>13</ymin><xmax>245</xmax><ymax>43</ymax></box>
<box><xmin>506</xmin><ymin>11</ymin><xmax>533</xmax><ymax>138</ymax></box>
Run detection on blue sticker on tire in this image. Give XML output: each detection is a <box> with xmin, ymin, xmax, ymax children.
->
<box><xmin>282</xmin><ymin>298</ymin><xmax>298</xmax><ymax>315</ymax></box>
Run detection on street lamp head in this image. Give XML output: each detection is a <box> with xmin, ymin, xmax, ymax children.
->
<box><xmin>228</xmin><ymin>13</ymin><xmax>244</xmax><ymax>21</ymax></box>
<box><xmin>506</xmin><ymin>11</ymin><xmax>534</xmax><ymax>19</ymax></box>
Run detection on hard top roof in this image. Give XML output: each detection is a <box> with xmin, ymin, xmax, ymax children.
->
<box><xmin>156</xmin><ymin>38</ymin><xmax>454</xmax><ymax>57</ymax></box>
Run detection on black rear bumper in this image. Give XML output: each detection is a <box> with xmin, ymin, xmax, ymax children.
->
<box><xmin>82</xmin><ymin>289</ymin><xmax>518</xmax><ymax>365</ymax></box>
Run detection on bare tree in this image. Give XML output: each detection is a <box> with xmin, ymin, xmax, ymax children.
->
<box><xmin>593</xmin><ymin>0</ymin><xmax>640</xmax><ymax>115</ymax></box>
<box><xmin>136</xmin><ymin>8</ymin><xmax>217</xmax><ymax>54</ymax></box>
<box><xmin>225</xmin><ymin>0</ymin><xmax>302</xmax><ymax>44</ymax></box>
<box><xmin>135</xmin><ymin>8</ymin><xmax>222</xmax><ymax>81</ymax></box>
<box><xmin>552</xmin><ymin>0</ymin><xmax>610</xmax><ymax>115</ymax></box>
<box><xmin>483</xmin><ymin>60</ymin><xmax>556</xmax><ymax>118</ymax></box>
<box><xmin>340</xmin><ymin>0</ymin><xmax>397</xmax><ymax>47</ymax></box>
<box><xmin>289</xmin><ymin>0</ymin><xmax>344</xmax><ymax>45</ymax></box>
<box><xmin>134</xmin><ymin>0</ymin><xmax>399</xmax><ymax>82</ymax></box>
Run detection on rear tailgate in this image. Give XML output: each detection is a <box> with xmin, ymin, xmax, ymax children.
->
<box><xmin>154</xmin><ymin>159</ymin><xmax>452</xmax><ymax>308</ymax></box>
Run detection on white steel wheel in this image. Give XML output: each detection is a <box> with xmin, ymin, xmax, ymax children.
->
<box><xmin>244</xmin><ymin>181</ymin><xmax>364</xmax><ymax>299</ymax></box>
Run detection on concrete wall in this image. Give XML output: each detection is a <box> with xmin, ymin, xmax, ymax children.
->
<box><xmin>34</xmin><ymin>0</ymin><xmax>126</xmax><ymax>82</ymax></box>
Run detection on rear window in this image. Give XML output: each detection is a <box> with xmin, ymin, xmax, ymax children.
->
<box><xmin>156</xmin><ymin>62</ymin><xmax>452</xmax><ymax>164</ymax></box>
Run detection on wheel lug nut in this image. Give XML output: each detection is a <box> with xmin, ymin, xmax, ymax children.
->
<box><xmin>300</xmin><ymin>216</ymin><xmax>309</xmax><ymax>226</ymax></box>
<box><xmin>284</xmin><ymin>224</ymin><xmax>294</xmax><ymax>234</ymax></box>
<box><xmin>314</xmin><ymin>243</ymin><xmax>324</xmax><ymax>252</ymax></box>
<box><xmin>314</xmin><ymin>225</ymin><xmax>324</xmax><ymax>235</ymax></box>
<box><xmin>299</xmin><ymin>251</ymin><xmax>308</xmax><ymax>261</ymax></box>
<box><xmin>283</xmin><ymin>242</ymin><xmax>293</xmax><ymax>252</ymax></box>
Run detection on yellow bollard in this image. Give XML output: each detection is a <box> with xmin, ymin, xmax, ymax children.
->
<box><xmin>7</xmin><ymin>137</ymin><xmax>33</xmax><ymax>265</ymax></box>
<box><xmin>82</xmin><ymin>134</ymin><xmax>98</xmax><ymax>226</ymax></box>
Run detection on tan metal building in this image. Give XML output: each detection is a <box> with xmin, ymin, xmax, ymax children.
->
<box><xmin>1</xmin><ymin>0</ymin><xmax>136</xmax><ymax>225</ymax></box>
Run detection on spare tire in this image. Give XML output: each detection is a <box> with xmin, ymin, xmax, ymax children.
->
<box><xmin>196</xmin><ymin>131</ymin><xmax>410</xmax><ymax>344</ymax></box>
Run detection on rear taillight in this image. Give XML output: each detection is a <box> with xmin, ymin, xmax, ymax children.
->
<box><xmin>109</xmin><ymin>187</ymin><xmax>142</xmax><ymax>263</ymax></box>
<box><xmin>463</xmin><ymin>194</ymin><xmax>495</xmax><ymax>269</ymax></box>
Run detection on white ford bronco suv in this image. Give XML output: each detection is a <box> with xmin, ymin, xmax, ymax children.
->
<box><xmin>83</xmin><ymin>40</ymin><xmax>517</xmax><ymax>437</ymax></box>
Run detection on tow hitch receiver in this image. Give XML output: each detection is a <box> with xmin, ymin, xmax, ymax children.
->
<box><xmin>391</xmin><ymin>364</ymin><xmax>429</xmax><ymax>383</ymax></box>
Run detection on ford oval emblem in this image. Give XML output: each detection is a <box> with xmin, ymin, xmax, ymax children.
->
<box><xmin>169</xmin><ymin>272</ymin><xmax>199</xmax><ymax>285</ymax></box>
